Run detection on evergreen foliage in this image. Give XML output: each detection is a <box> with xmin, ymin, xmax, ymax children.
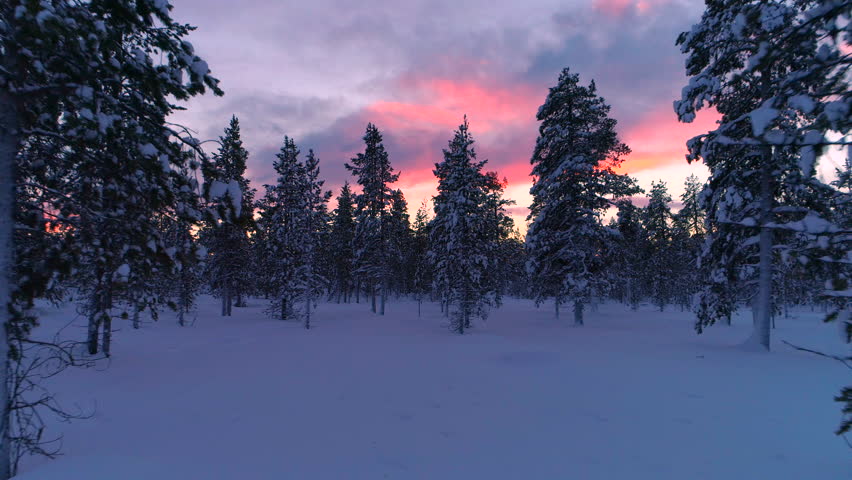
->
<box><xmin>345</xmin><ymin>124</ymin><xmax>400</xmax><ymax>315</ymax></box>
<box><xmin>526</xmin><ymin>68</ymin><xmax>639</xmax><ymax>325</ymax></box>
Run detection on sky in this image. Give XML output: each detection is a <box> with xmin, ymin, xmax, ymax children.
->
<box><xmin>169</xmin><ymin>0</ymin><xmax>722</xmax><ymax>230</ymax></box>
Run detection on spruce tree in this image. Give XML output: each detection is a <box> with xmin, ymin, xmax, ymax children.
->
<box><xmin>643</xmin><ymin>181</ymin><xmax>674</xmax><ymax>310</ymax></box>
<box><xmin>481</xmin><ymin>173</ymin><xmax>517</xmax><ymax>305</ymax></box>
<box><xmin>430</xmin><ymin>118</ymin><xmax>497</xmax><ymax>334</ymax></box>
<box><xmin>260</xmin><ymin>138</ymin><xmax>329</xmax><ymax>326</ymax></box>
<box><xmin>387</xmin><ymin>189</ymin><xmax>412</xmax><ymax>296</ymax></box>
<box><xmin>679</xmin><ymin>174</ymin><xmax>706</xmax><ymax>237</ymax></box>
<box><xmin>202</xmin><ymin>116</ymin><xmax>255</xmax><ymax>316</ymax></box>
<box><xmin>612</xmin><ymin>199</ymin><xmax>646</xmax><ymax>309</ymax></box>
<box><xmin>302</xmin><ymin>149</ymin><xmax>332</xmax><ymax>328</ymax></box>
<box><xmin>330</xmin><ymin>183</ymin><xmax>356</xmax><ymax>303</ymax></box>
<box><xmin>345</xmin><ymin>124</ymin><xmax>400</xmax><ymax>315</ymax></box>
<box><xmin>411</xmin><ymin>202</ymin><xmax>432</xmax><ymax>316</ymax></box>
<box><xmin>526</xmin><ymin>68</ymin><xmax>638</xmax><ymax>325</ymax></box>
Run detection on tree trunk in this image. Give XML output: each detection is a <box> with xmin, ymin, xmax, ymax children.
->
<box><xmin>380</xmin><ymin>279</ymin><xmax>386</xmax><ymax>316</ymax></box>
<box><xmin>87</xmin><ymin>291</ymin><xmax>100</xmax><ymax>355</ymax></box>
<box><xmin>305</xmin><ymin>292</ymin><xmax>311</xmax><ymax>330</ymax></box>
<box><xmin>0</xmin><ymin>86</ymin><xmax>18</xmax><ymax>480</ymax></box>
<box><xmin>281</xmin><ymin>297</ymin><xmax>287</xmax><ymax>321</ymax></box>
<box><xmin>755</xmin><ymin>164</ymin><xmax>773</xmax><ymax>350</ymax></box>
<box><xmin>132</xmin><ymin>308</ymin><xmax>140</xmax><ymax>329</ymax></box>
<box><xmin>573</xmin><ymin>300</ymin><xmax>584</xmax><ymax>326</ymax></box>
<box><xmin>370</xmin><ymin>285</ymin><xmax>376</xmax><ymax>313</ymax></box>
<box><xmin>555</xmin><ymin>298</ymin><xmax>560</xmax><ymax>320</ymax></box>
<box><xmin>221</xmin><ymin>293</ymin><xmax>227</xmax><ymax>317</ymax></box>
<box><xmin>102</xmin><ymin>314</ymin><xmax>112</xmax><ymax>357</ymax></box>
<box><xmin>226</xmin><ymin>289</ymin><xmax>232</xmax><ymax>316</ymax></box>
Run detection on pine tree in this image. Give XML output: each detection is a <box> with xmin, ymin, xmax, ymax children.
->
<box><xmin>430</xmin><ymin>118</ymin><xmax>497</xmax><ymax>334</ymax></box>
<box><xmin>411</xmin><ymin>202</ymin><xmax>432</xmax><ymax>316</ymax></box>
<box><xmin>302</xmin><ymin>149</ymin><xmax>332</xmax><ymax>328</ymax></box>
<box><xmin>387</xmin><ymin>189</ymin><xmax>413</xmax><ymax>296</ymax></box>
<box><xmin>675</xmin><ymin>0</ymin><xmax>850</xmax><ymax>350</ymax></box>
<box><xmin>526</xmin><ymin>68</ymin><xmax>638</xmax><ymax>325</ymax></box>
<box><xmin>481</xmin><ymin>173</ymin><xmax>517</xmax><ymax>305</ymax></box>
<box><xmin>260</xmin><ymin>138</ymin><xmax>329</xmax><ymax>326</ymax></box>
<box><xmin>612</xmin><ymin>199</ymin><xmax>646</xmax><ymax>309</ymax></box>
<box><xmin>330</xmin><ymin>183</ymin><xmax>356</xmax><ymax>302</ymax></box>
<box><xmin>680</xmin><ymin>174</ymin><xmax>706</xmax><ymax>237</ymax></box>
<box><xmin>201</xmin><ymin>116</ymin><xmax>255</xmax><ymax>316</ymax></box>
<box><xmin>0</xmin><ymin>0</ymin><xmax>221</xmax><ymax>473</ymax></box>
<box><xmin>345</xmin><ymin>123</ymin><xmax>400</xmax><ymax>315</ymax></box>
<box><xmin>643</xmin><ymin>181</ymin><xmax>674</xmax><ymax>310</ymax></box>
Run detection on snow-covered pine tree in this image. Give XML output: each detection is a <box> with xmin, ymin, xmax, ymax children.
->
<box><xmin>345</xmin><ymin>123</ymin><xmax>400</xmax><ymax>315</ymax></box>
<box><xmin>611</xmin><ymin>199</ymin><xmax>646</xmax><ymax>309</ymax></box>
<box><xmin>526</xmin><ymin>68</ymin><xmax>638</xmax><ymax>325</ymax></box>
<box><xmin>670</xmin><ymin>174</ymin><xmax>706</xmax><ymax>310</ymax></box>
<box><xmin>201</xmin><ymin>116</ymin><xmax>255</xmax><ymax>316</ymax></box>
<box><xmin>411</xmin><ymin>202</ymin><xmax>432</xmax><ymax>316</ymax></box>
<box><xmin>481</xmin><ymin>172</ymin><xmax>516</xmax><ymax>305</ymax></box>
<box><xmin>302</xmin><ymin>149</ymin><xmax>332</xmax><ymax>329</ymax></box>
<box><xmin>157</xmin><ymin>193</ymin><xmax>204</xmax><ymax>328</ymax></box>
<box><xmin>262</xmin><ymin>137</ymin><xmax>303</xmax><ymax>321</ymax></box>
<box><xmin>253</xmin><ymin>187</ymin><xmax>277</xmax><ymax>302</ymax></box>
<box><xmin>1</xmin><ymin>0</ymin><xmax>221</xmax><ymax>472</ymax></box>
<box><xmin>330</xmin><ymin>183</ymin><xmax>356</xmax><ymax>302</ymax></box>
<box><xmin>260</xmin><ymin>138</ymin><xmax>329</xmax><ymax>327</ymax></box>
<box><xmin>430</xmin><ymin>117</ymin><xmax>497</xmax><ymax>334</ymax></box>
<box><xmin>642</xmin><ymin>181</ymin><xmax>674</xmax><ymax>310</ymax></box>
<box><xmin>675</xmin><ymin>0</ymin><xmax>850</xmax><ymax>350</ymax></box>
<box><xmin>679</xmin><ymin>174</ymin><xmax>706</xmax><ymax>237</ymax></box>
<box><xmin>387</xmin><ymin>189</ymin><xmax>413</xmax><ymax>296</ymax></box>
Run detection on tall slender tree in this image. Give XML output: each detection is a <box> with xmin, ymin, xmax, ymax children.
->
<box><xmin>260</xmin><ymin>138</ymin><xmax>329</xmax><ymax>326</ymax></box>
<box><xmin>345</xmin><ymin>124</ymin><xmax>399</xmax><ymax>315</ymax></box>
<box><xmin>201</xmin><ymin>116</ymin><xmax>255</xmax><ymax>316</ymax></box>
<box><xmin>430</xmin><ymin>118</ymin><xmax>497</xmax><ymax>334</ymax></box>
<box><xmin>526</xmin><ymin>68</ymin><xmax>637</xmax><ymax>325</ymax></box>
<box><xmin>643</xmin><ymin>181</ymin><xmax>674</xmax><ymax>310</ymax></box>
<box><xmin>411</xmin><ymin>202</ymin><xmax>432</xmax><ymax>315</ymax></box>
<box><xmin>330</xmin><ymin>183</ymin><xmax>356</xmax><ymax>302</ymax></box>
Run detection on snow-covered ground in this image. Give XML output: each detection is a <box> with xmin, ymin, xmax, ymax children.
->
<box><xmin>15</xmin><ymin>297</ymin><xmax>850</xmax><ymax>479</ymax></box>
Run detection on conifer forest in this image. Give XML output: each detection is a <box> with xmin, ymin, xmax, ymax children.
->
<box><xmin>0</xmin><ymin>1</ymin><xmax>849</xmax><ymax>478</ymax></box>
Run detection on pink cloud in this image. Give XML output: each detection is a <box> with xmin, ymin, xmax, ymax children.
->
<box><xmin>618</xmin><ymin>105</ymin><xmax>720</xmax><ymax>172</ymax></box>
<box><xmin>367</xmin><ymin>76</ymin><xmax>541</xmax><ymax>135</ymax></box>
<box><xmin>593</xmin><ymin>0</ymin><xmax>671</xmax><ymax>17</ymax></box>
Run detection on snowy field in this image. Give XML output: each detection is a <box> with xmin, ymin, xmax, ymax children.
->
<box><xmin>16</xmin><ymin>297</ymin><xmax>850</xmax><ymax>479</ymax></box>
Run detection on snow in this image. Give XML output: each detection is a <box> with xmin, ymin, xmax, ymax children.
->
<box><xmin>823</xmin><ymin>100</ymin><xmax>849</xmax><ymax>125</ymax></box>
<box><xmin>151</xmin><ymin>0</ymin><xmax>171</xmax><ymax>16</ymax></box>
<box><xmin>226</xmin><ymin>179</ymin><xmax>242</xmax><ymax>217</ymax></box>
<box><xmin>788</xmin><ymin>95</ymin><xmax>815</xmax><ymax>115</ymax></box>
<box><xmin>207</xmin><ymin>180</ymin><xmax>228</xmax><ymax>199</ymax></box>
<box><xmin>749</xmin><ymin>102</ymin><xmax>779</xmax><ymax>137</ymax></box>
<box><xmin>115</xmin><ymin>263</ymin><xmax>130</xmax><ymax>278</ymax></box>
<box><xmin>15</xmin><ymin>297</ymin><xmax>850</xmax><ymax>480</ymax></box>
<box><xmin>190</xmin><ymin>58</ymin><xmax>209</xmax><ymax>78</ymax></box>
<box><xmin>138</xmin><ymin>143</ymin><xmax>157</xmax><ymax>158</ymax></box>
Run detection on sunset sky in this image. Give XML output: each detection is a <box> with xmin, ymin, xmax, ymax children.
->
<box><xmin>170</xmin><ymin>0</ymin><xmax>722</xmax><ymax>229</ymax></box>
